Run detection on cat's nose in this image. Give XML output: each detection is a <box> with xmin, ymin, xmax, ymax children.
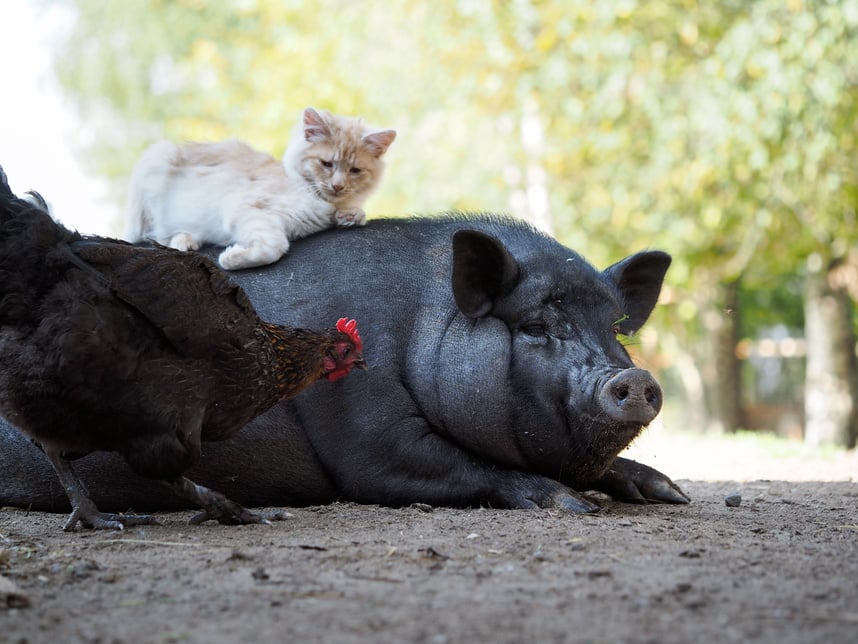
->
<box><xmin>332</xmin><ymin>183</ymin><xmax>345</xmax><ymax>193</ymax></box>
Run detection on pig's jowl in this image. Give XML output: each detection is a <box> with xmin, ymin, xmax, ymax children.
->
<box><xmin>0</xmin><ymin>215</ymin><xmax>689</xmax><ymax>513</ymax></box>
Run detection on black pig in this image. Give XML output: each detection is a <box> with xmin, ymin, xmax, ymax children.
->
<box><xmin>0</xmin><ymin>215</ymin><xmax>688</xmax><ymax>514</ymax></box>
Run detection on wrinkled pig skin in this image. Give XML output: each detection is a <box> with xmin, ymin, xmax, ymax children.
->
<box><xmin>0</xmin><ymin>215</ymin><xmax>689</xmax><ymax>514</ymax></box>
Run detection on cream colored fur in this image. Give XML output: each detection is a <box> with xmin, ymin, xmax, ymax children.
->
<box><xmin>125</xmin><ymin>108</ymin><xmax>396</xmax><ymax>270</ymax></box>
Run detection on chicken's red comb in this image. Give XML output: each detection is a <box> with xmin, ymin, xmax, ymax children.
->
<box><xmin>336</xmin><ymin>318</ymin><xmax>362</xmax><ymax>352</ymax></box>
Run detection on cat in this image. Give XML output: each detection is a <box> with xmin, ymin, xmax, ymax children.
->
<box><xmin>124</xmin><ymin>107</ymin><xmax>396</xmax><ymax>270</ymax></box>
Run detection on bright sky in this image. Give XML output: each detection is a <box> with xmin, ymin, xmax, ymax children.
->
<box><xmin>0</xmin><ymin>2</ymin><xmax>116</xmax><ymax>235</ymax></box>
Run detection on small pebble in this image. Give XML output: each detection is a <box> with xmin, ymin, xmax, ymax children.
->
<box><xmin>0</xmin><ymin>575</ymin><xmax>31</xmax><ymax>608</ymax></box>
<box><xmin>725</xmin><ymin>492</ymin><xmax>742</xmax><ymax>507</ymax></box>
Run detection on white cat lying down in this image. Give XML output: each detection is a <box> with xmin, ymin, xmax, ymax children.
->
<box><xmin>125</xmin><ymin>107</ymin><xmax>395</xmax><ymax>270</ymax></box>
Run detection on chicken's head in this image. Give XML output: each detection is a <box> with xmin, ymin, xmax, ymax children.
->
<box><xmin>324</xmin><ymin>318</ymin><xmax>367</xmax><ymax>381</ymax></box>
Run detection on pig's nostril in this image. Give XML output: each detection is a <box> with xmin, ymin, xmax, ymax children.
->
<box><xmin>614</xmin><ymin>384</ymin><xmax>630</xmax><ymax>403</ymax></box>
<box><xmin>645</xmin><ymin>386</ymin><xmax>661</xmax><ymax>407</ymax></box>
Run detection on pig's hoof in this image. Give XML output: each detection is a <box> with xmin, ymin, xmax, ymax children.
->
<box><xmin>499</xmin><ymin>475</ymin><xmax>601</xmax><ymax>513</ymax></box>
<box><xmin>553</xmin><ymin>491</ymin><xmax>601</xmax><ymax>514</ymax></box>
<box><xmin>590</xmin><ymin>459</ymin><xmax>691</xmax><ymax>505</ymax></box>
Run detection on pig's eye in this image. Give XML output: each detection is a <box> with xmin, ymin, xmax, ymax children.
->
<box><xmin>521</xmin><ymin>323</ymin><xmax>547</xmax><ymax>338</ymax></box>
<box><xmin>613</xmin><ymin>314</ymin><xmax>630</xmax><ymax>332</ymax></box>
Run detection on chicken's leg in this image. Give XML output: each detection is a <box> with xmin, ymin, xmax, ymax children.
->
<box><xmin>165</xmin><ymin>476</ymin><xmax>274</xmax><ymax>525</ymax></box>
<box><xmin>44</xmin><ymin>448</ymin><xmax>161</xmax><ymax>531</ymax></box>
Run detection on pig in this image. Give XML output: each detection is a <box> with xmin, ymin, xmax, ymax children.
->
<box><xmin>0</xmin><ymin>214</ymin><xmax>689</xmax><ymax>514</ymax></box>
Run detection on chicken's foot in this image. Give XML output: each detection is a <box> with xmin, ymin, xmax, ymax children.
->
<box><xmin>166</xmin><ymin>476</ymin><xmax>273</xmax><ymax>525</ymax></box>
<box><xmin>44</xmin><ymin>448</ymin><xmax>162</xmax><ymax>531</ymax></box>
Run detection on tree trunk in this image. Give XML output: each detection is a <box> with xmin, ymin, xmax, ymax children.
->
<box><xmin>803</xmin><ymin>264</ymin><xmax>858</xmax><ymax>448</ymax></box>
<box><xmin>701</xmin><ymin>281</ymin><xmax>743</xmax><ymax>433</ymax></box>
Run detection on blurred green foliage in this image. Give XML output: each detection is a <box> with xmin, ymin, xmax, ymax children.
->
<box><xmin>53</xmin><ymin>0</ymin><xmax>857</xmax><ymax>362</ymax></box>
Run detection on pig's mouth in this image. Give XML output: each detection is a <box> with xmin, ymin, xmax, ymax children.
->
<box><xmin>570</xmin><ymin>408</ymin><xmax>647</xmax><ymax>452</ymax></box>
<box><xmin>560</xmin><ymin>410</ymin><xmax>648</xmax><ymax>483</ymax></box>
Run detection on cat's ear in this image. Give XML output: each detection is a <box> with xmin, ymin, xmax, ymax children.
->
<box><xmin>363</xmin><ymin>129</ymin><xmax>396</xmax><ymax>157</ymax></box>
<box><xmin>303</xmin><ymin>107</ymin><xmax>332</xmax><ymax>142</ymax></box>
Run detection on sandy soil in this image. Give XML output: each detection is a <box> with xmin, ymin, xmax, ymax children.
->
<box><xmin>2</xmin><ymin>431</ymin><xmax>857</xmax><ymax>644</ymax></box>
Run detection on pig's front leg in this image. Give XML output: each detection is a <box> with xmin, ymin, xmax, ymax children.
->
<box><xmin>581</xmin><ymin>457</ymin><xmax>690</xmax><ymax>505</ymax></box>
<box><xmin>333</xmin><ymin>418</ymin><xmax>599</xmax><ymax>513</ymax></box>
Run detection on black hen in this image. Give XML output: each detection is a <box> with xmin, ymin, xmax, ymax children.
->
<box><xmin>0</xmin><ymin>166</ymin><xmax>366</xmax><ymax>531</ymax></box>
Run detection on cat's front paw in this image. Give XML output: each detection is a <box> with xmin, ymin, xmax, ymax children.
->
<box><xmin>219</xmin><ymin>242</ymin><xmax>288</xmax><ymax>270</ymax></box>
<box><xmin>333</xmin><ymin>208</ymin><xmax>367</xmax><ymax>227</ymax></box>
<box><xmin>168</xmin><ymin>232</ymin><xmax>201</xmax><ymax>252</ymax></box>
<box><xmin>218</xmin><ymin>246</ymin><xmax>252</xmax><ymax>270</ymax></box>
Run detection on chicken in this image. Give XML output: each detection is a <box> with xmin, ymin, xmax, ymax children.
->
<box><xmin>0</xmin><ymin>165</ymin><xmax>366</xmax><ymax>531</ymax></box>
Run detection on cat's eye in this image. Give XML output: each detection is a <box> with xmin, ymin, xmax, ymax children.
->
<box><xmin>349</xmin><ymin>167</ymin><xmax>362</xmax><ymax>175</ymax></box>
<box><xmin>320</xmin><ymin>160</ymin><xmax>334</xmax><ymax>169</ymax></box>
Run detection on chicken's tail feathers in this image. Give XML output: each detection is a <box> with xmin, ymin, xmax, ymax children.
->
<box><xmin>0</xmin><ymin>165</ymin><xmax>22</xmax><ymax>212</ymax></box>
<box><xmin>0</xmin><ymin>165</ymin><xmax>53</xmax><ymax>223</ymax></box>
<box><xmin>0</xmin><ymin>166</ymin><xmax>86</xmax><ymax>324</ymax></box>
<box><xmin>0</xmin><ymin>165</ymin><xmax>10</xmax><ymax>199</ymax></box>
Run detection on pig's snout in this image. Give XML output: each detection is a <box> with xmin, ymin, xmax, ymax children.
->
<box><xmin>599</xmin><ymin>368</ymin><xmax>663</xmax><ymax>425</ymax></box>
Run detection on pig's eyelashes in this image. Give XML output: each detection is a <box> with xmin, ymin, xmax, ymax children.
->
<box><xmin>520</xmin><ymin>323</ymin><xmax>548</xmax><ymax>338</ymax></box>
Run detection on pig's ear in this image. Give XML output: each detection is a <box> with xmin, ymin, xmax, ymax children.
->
<box><xmin>603</xmin><ymin>251</ymin><xmax>671</xmax><ymax>334</ymax></box>
<box><xmin>452</xmin><ymin>230</ymin><xmax>520</xmax><ymax>318</ymax></box>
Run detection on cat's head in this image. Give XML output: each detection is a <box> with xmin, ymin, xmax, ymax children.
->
<box><xmin>285</xmin><ymin>107</ymin><xmax>396</xmax><ymax>207</ymax></box>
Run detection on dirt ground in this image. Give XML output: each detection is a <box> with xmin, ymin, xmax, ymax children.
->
<box><xmin>2</xmin><ymin>429</ymin><xmax>857</xmax><ymax>644</ymax></box>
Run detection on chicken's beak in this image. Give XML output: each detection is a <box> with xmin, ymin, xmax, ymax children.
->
<box><xmin>354</xmin><ymin>356</ymin><xmax>368</xmax><ymax>371</ymax></box>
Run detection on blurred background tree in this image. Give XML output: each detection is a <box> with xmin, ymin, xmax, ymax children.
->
<box><xmin>50</xmin><ymin>0</ymin><xmax>858</xmax><ymax>447</ymax></box>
